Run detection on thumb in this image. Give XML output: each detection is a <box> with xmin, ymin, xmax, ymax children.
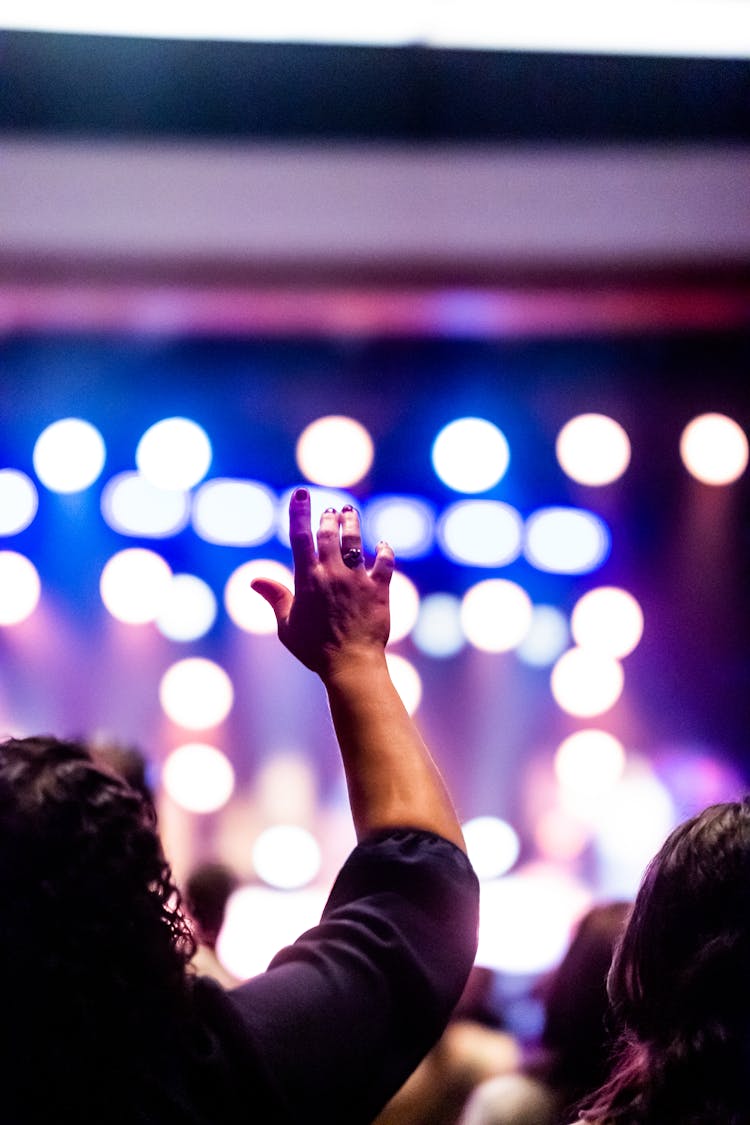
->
<box><xmin>250</xmin><ymin>579</ymin><xmax>293</xmax><ymax>625</ymax></box>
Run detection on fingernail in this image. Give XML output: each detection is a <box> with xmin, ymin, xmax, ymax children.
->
<box><xmin>323</xmin><ymin>507</ymin><xmax>337</xmax><ymax>513</ymax></box>
<box><xmin>294</xmin><ymin>488</ymin><xmax>308</xmax><ymax>501</ymax></box>
<box><xmin>341</xmin><ymin>504</ymin><xmax>357</xmax><ymax>513</ymax></box>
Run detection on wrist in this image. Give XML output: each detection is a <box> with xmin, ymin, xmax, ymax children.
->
<box><xmin>320</xmin><ymin>647</ymin><xmax>390</xmax><ymax>691</ymax></box>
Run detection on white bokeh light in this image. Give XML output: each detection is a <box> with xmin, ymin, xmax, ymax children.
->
<box><xmin>99</xmin><ymin>548</ymin><xmax>173</xmax><ymax>625</ymax></box>
<box><xmin>33</xmin><ymin>418</ymin><xmax>106</xmax><ymax>493</ymax></box>
<box><xmin>101</xmin><ymin>472</ymin><xmax>190</xmax><ymax>538</ymax></box>
<box><xmin>192</xmin><ymin>478</ymin><xmax>277</xmax><ymax>546</ymax></box>
<box><xmin>550</xmin><ymin>646</ymin><xmax>625</xmax><ymax>717</ymax></box>
<box><xmin>593</xmin><ymin>760</ymin><xmax>677</xmax><ymax>897</ymax></box>
<box><xmin>431</xmin><ymin>418</ymin><xmax>510</xmax><ymax>493</ymax></box>
<box><xmin>225</xmin><ymin>559</ymin><xmax>294</xmax><ymax>635</ymax></box>
<box><xmin>363</xmin><ymin>495</ymin><xmax>435</xmax><ymax>558</ymax></box>
<box><xmin>438</xmin><ymin>500</ymin><xmax>523</xmax><ymax>566</ymax></box>
<box><xmin>524</xmin><ymin>507</ymin><xmax>611</xmax><ymax>574</ymax></box>
<box><xmin>218</xmin><ymin>886</ymin><xmax>327</xmax><ymax>980</ymax></box>
<box><xmin>461</xmin><ymin>579</ymin><xmax>533</xmax><ymax>653</ymax></box>
<box><xmin>161</xmin><ymin>742</ymin><xmax>235</xmax><ymax>813</ymax></box>
<box><xmin>155</xmin><ymin>573</ymin><xmax>218</xmax><ymax>642</ymax></box>
<box><xmin>296</xmin><ymin>415</ymin><xmax>374</xmax><ymax>487</ymax></box>
<box><xmin>571</xmin><ymin>586</ymin><xmax>644</xmax><ymax>658</ymax></box>
<box><xmin>516</xmin><ymin>605</ymin><xmax>570</xmax><ymax>667</ymax></box>
<box><xmin>385</xmin><ymin>652</ymin><xmax>423</xmax><ymax>715</ymax></box>
<box><xmin>679</xmin><ymin>413</ymin><xmax>749</xmax><ymax>485</ymax></box>
<box><xmin>136</xmin><ymin>417</ymin><xmax>212</xmax><ymax>491</ymax></box>
<box><xmin>462</xmin><ymin>816</ymin><xmax>521</xmax><ymax>880</ymax></box>
<box><xmin>0</xmin><ymin>470</ymin><xmax>38</xmax><ymax>535</ymax></box>
<box><xmin>388</xmin><ymin>570</ymin><xmax>421</xmax><ymax>644</ymax></box>
<box><xmin>159</xmin><ymin>657</ymin><xmax>234</xmax><ymax>729</ymax></box>
<box><xmin>0</xmin><ymin>552</ymin><xmax>41</xmax><ymax>624</ymax></box>
<box><xmin>556</xmin><ymin>413</ymin><xmax>631</xmax><ymax>486</ymax></box>
<box><xmin>412</xmin><ymin>593</ymin><xmax>466</xmax><ymax>659</ymax></box>
<box><xmin>252</xmin><ymin>825</ymin><xmax>322</xmax><ymax>889</ymax></box>
<box><xmin>476</xmin><ymin>866</ymin><xmax>591</xmax><ymax>975</ymax></box>
<box><xmin>555</xmin><ymin>729</ymin><xmax>627</xmax><ymax>800</ymax></box>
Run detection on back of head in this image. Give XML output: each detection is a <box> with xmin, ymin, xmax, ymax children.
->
<box><xmin>584</xmin><ymin>799</ymin><xmax>750</xmax><ymax>1123</ymax></box>
<box><xmin>0</xmin><ymin>736</ymin><xmax>195</xmax><ymax>1115</ymax></box>
<box><xmin>185</xmin><ymin>860</ymin><xmax>239</xmax><ymax>946</ymax></box>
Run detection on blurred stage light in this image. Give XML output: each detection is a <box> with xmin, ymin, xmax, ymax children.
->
<box><xmin>592</xmin><ymin>760</ymin><xmax>676</xmax><ymax>896</ymax></box>
<box><xmin>161</xmin><ymin>742</ymin><xmax>235</xmax><ymax>813</ymax></box>
<box><xmin>388</xmin><ymin>570</ymin><xmax>421</xmax><ymax>644</ymax></box>
<box><xmin>256</xmin><ymin>752</ymin><xmax>318</xmax><ymax>823</ymax></box>
<box><xmin>524</xmin><ymin>507</ymin><xmax>611</xmax><ymax>574</ymax></box>
<box><xmin>431</xmin><ymin>418</ymin><xmax>510</xmax><ymax>493</ymax></box>
<box><xmin>550</xmin><ymin>646</ymin><xmax>624</xmax><ymax>717</ymax></box>
<box><xmin>296</xmin><ymin>415</ymin><xmax>374</xmax><ymax>487</ymax></box>
<box><xmin>0</xmin><ymin>552</ymin><xmax>41</xmax><ymax>624</ymax></box>
<box><xmin>462</xmin><ymin>816</ymin><xmax>521</xmax><ymax>880</ymax></box>
<box><xmin>475</xmin><ymin>866</ymin><xmax>591</xmax><ymax>975</ymax></box>
<box><xmin>679</xmin><ymin>413</ymin><xmax>749</xmax><ymax>485</ymax></box>
<box><xmin>571</xmin><ymin>586</ymin><xmax>644</xmax><ymax>658</ymax></box>
<box><xmin>218</xmin><ymin>886</ymin><xmax>327</xmax><ymax>981</ymax></box>
<box><xmin>556</xmin><ymin>413</ymin><xmax>631</xmax><ymax>486</ymax></box>
<box><xmin>461</xmin><ymin>579</ymin><xmax>533</xmax><ymax>653</ymax></box>
<box><xmin>555</xmin><ymin>729</ymin><xmax>627</xmax><ymax>799</ymax></box>
<box><xmin>516</xmin><ymin>605</ymin><xmax>570</xmax><ymax>667</ymax></box>
<box><xmin>252</xmin><ymin>825</ymin><xmax>322</xmax><ymax>889</ymax></box>
<box><xmin>155</xmin><ymin>573</ymin><xmax>218</xmax><ymax>642</ymax></box>
<box><xmin>159</xmin><ymin>657</ymin><xmax>234</xmax><ymax>729</ymax></box>
<box><xmin>225</xmin><ymin>559</ymin><xmax>294</xmax><ymax>634</ymax></box>
<box><xmin>276</xmin><ymin>486</ymin><xmax>356</xmax><ymax>546</ymax></box>
<box><xmin>0</xmin><ymin>470</ymin><xmax>38</xmax><ymax>535</ymax></box>
<box><xmin>101</xmin><ymin>471</ymin><xmax>190</xmax><ymax>538</ymax></box>
<box><xmin>33</xmin><ymin>418</ymin><xmax>106</xmax><ymax>493</ymax></box>
<box><xmin>437</xmin><ymin>500</ymin><xmax>523</xmax><ymax>566</ymax></box>
<box><xmin>533</xmin><ymin>807</ymin><xmax>591</xmax><ymax>863</ymax></box>
<box><xmin>412</xmin><ymin>592</ymin><xmax>466</xmax><ymax>658</ymax></box>
<box><xmin>385</xmin><ymin>652</ymin><xmax>423</xmax><ymax>714</ymax></box>
<box><xmin>363</xmin><ymin>495</ymin><xmax>435</xmax><ymax>558</ymax></box>
<box><xmin>192</xmin><ymin>478</ymin><xmax>277</xmax><ymax>545</ymax></box>
<box><xmin>136</xmin><ymin>417</ymin><xmax>212</xmax><ymax>491</ymax></box>
<box><xmin>99</xmin><ymin>548</ymin><xmax>173</xmax><ymax>624</ymax></box>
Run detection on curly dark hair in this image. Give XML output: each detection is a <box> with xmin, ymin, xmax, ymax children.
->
<box><xmin>580</xmin><ymin>800</ymin><xmax>750</xmax><ymax>1125</ymax></box>
<box><xmin>0</xmin><ymin>736</ymin><xmax>198</xmax><ymax>1118</ymax></box>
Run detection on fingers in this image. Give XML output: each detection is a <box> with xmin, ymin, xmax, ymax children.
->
<box><xmin>370</xmin><ymin>540</ymin><xmax>395</xmax><ymax>587</ymax></box>
<box><xmin>289</xmin><ymin>489</ymin><xmax>317</xmax><ymax>576</ymax></box>
<box><xmin>340</xmin><ymin>504</ymin><xmax>365</xmax><ymax>569</ymax></box>
<box><xmin>316</xmin><ymin>506</ymin><xmax>343</xmax><ymax>565</ymax></box>
<box><xmin>251</xmin><ymin>578</ymin><xmax>293</xmax><ymax>625</ymax></box>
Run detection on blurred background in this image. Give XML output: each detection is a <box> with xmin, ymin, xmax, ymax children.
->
<box><xmin>0</xmin><ymin>5</ymin><xmax>749</xmax><ymax>997</ymax></box>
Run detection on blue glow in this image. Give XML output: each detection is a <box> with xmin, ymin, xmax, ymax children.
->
<box><xmin>517</xmin><ymin>604</ymin><xmax>570</xmax><ymax>667</ymax></box>
<box><xmin>431</xmin><ymin>417</ymin><xmax>510</xmax><ymax>493</ymax></box>
<box><xmin>363</xmin><ymin>495</ymin><xmax>435</xmax><ymax>557</ymax></box>
<box><xmin>192</xmin><ymin>478</ymin><xmax>277</xmax><ymax>546</ymax></box>
<box><xmin>101</xmin><ymin>472</ymin><xmax>190</xmax><ymax>538</ymax></box>
<box><xmin>524</xmin><ymin>507</ymin><xmax>611</xmax><ymax>574</ymax></box>
<box><xmin>438</xmin><ymin>500</ymin><xmax>522</xmax><ymax>566</ymax></box>
<box><xmin>411</xmin><ymin>593</ymin><xmax>465</xmax><ymax>658</ymax></box>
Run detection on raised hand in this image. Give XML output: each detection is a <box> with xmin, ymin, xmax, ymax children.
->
<box><xmin>251</xmin><ymin>488</ymin><xmax>394</xmax><ymax>679</ymax></box>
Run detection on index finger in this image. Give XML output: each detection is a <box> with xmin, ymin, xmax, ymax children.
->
<box><xmin>289</xmin><ymin>488</ymin><xmax>317</xmax><ymax>575</ymax></box>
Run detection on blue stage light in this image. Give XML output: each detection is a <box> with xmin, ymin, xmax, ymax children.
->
<box><xmin>524</xmin><ymin>506</ymin><xmax>611</xmax><ymax>574</ymax></box>
<box><xmin>192</xmin><ymin>478</ymin><xmax>277</xmax><ymax>546</ymax></box>
<box><xmin>431</xmin><ymin>417</ymin><xmax>510</xmax><ymax>493</ymax></box>
<box><xmin>33</xmin><ymin>418</ymin><xmax>106</xmax><ymax>494</ymax></box>
<box><xmin>101</xmin><ymin>471</ymin><xmax>190</xmax><ymax>538</ymax></box>
<box><xmin>438</xmin><ymin>499</ymin><xmax>522</xmax><ymax>566</ymax></box>
<box><xmin>363</xmin><ymin>495</ymin><xmax>435</xmax><ymax>558</ymax></box>
<box><xmin>136</xmin><ymin>417</ymin><xmax>212</xmax><ymax>491</ymax></box>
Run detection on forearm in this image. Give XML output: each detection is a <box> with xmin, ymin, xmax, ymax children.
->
<box><xmin>322</xmin><ymin>651</ymin><xmax>467</xmax><ymax>854</ymax></box>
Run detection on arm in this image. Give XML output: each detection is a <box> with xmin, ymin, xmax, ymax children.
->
<box><xmin>251</xmin><ymin>488</ymin><xmax>466</xmax><ymax>853</ymax></box>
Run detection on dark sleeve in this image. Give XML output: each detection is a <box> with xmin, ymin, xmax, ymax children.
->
<box><xmin>225</xmin><ymin>828</ymin><xmax>479</xmax><ymax>1125</ymax></box>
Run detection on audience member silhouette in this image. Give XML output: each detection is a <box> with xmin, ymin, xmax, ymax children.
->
<box><xmin>460</xmin><ymin>901</ymin><xmax>630</xmax><ymax>1125</ymax></box>
<box><xmin>577</xmin><ymin>799</ymin><xmax>750</xmax><ymax>1124</ymax></box>
<box><xmin>185</xmin><ymin>860</ymin><xmax>242</xmax><ymax>988</ymax></box>
<box><xmin>0</xmin><ymin>490</ymin><xmax>479</xmax><ymax>1124</ymax></box>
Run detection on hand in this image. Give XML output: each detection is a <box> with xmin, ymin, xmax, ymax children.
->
<box><xmin>251</xmin><ymin>489</ymin><xmax>394</xmax><ymax>679</ymax></box>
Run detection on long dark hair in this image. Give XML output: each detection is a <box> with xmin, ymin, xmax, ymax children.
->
<box><xmin>581</xmin><ymin>799</ymin><xmax>750</xmax><ymax>1124</ymax></box>
<box><xmin>0</xmin><ymin>736</ymin><xmax>197</xmax><ymax>1117</ymax></box>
